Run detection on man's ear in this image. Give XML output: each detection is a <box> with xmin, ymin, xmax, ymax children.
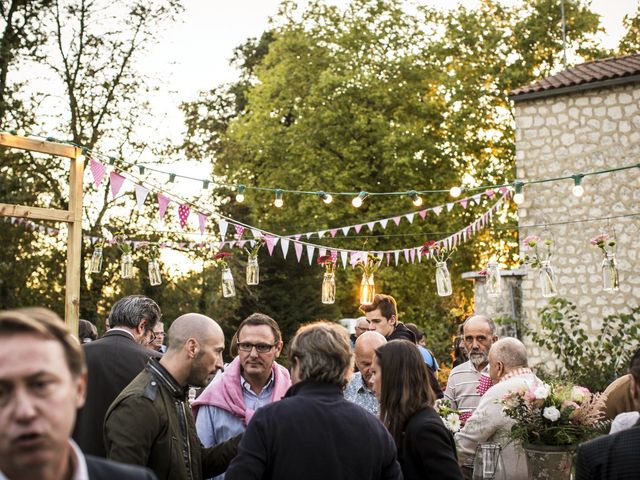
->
<box><xmin>389</xmin><ymin>315</ymin><xmax>397</xmax><ymax>326</ymax></box>
<box><xmin>186</xmin><ymin>338</ymin><xmax>199</xmax><ymax>358</ymax></box>
<box><xmin>75</xmin><ymin>372</ymin><xmax>88</xmax><ymax>409</ymax></box>
<box><xmin>275</xmin><ymin>340</ymin><xmax>284</xmax><ymax>358</ymax></box>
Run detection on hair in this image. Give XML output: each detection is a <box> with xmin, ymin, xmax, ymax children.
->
<box><xmin>629</xmin><ymin>348</ymin><xmax>640</xmax><ymax>383</ymax></box>
<box><xmin>108</xmin><ymin>295</ymin><xmax>161</xmax><ymax>331</ymax></box>
<box><xmin>236</xmin><ymin>312</ymin><xmax>281</xmax><ymax>344</ymax></box>
<box><xmin>404</xmin><ymin>323</ymin><xmax>424</xmax><ymax>342</ymax></box>
<box><xmin>490</xmin><ymin>337</ymin><xmax>528</xmax><ymax>369</ymax></box>
<box><xmin>0</xmin><ymin>308</ymin><xmax>85</xmax><ymax>378</ymax></box>
<box><xmin>78</xmin><ymin>319</ymin><xmax>98</xmax><ymax>342</ymax></box>
<box><xmin>359</xmin><ymin>294</ymin><xmax>397</xmax><ymax>320</ymax></box>
<box><xmin>289</xmin><ymin>321</ymin><xmax>353</xmax><ymax>388</ymax></box>
<box><xmin>462</xmin><ymin>314</ymin><xmax>496</xmax><ymax>336</ymax></box>
<box><xmin>375</xmin><ymin>340</ymin><xmax>435</xmax><ymax>447</ymax></box>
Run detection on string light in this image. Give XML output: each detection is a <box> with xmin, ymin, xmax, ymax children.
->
<box><xmin>274</xmin><ymin>189</ymin><xmax>284</xmax><ymax>208</ymax></box>
<box><xmin>138</xmin><ymin>165</ymin><xmax>145</xmax><ymax>175</ymax></box>
<box><xmin>513</xmin><ymin>181</ymin><xmax>525</xmax><ymax>205</ymax></box>
<box><xmin>408</xmin><ymin>191</ymin><xmax>423</xmax><ymax>207</ymax></box>
<box><xmin>572</xmin><ymin>174</ymin><xmax>584</xmax><ymax>197</ymax></box>
<box><xmin>318</xmin><ymin>191</ymin><xmax>333</xmax><ymax>204</ymax></box>
<box><xmin>235</xmin><ymin>185</ymin><xmax>246</xmax><ymax>203</ymax></box>
<box><xmin>352</xmin><ymin>191</ymin><xmax>367</xmax><ymax>208</ymax></box>
<box><xmin>168</xmin><ymin>173</ymin><xmax>176</xmax><ymax>183</ymax></box>
<box><xmin>449</xmin><ymin>186</ymin><xmax>462</xmax><ymax>198</ymax></box>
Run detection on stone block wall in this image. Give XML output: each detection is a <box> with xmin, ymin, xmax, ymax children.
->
<box><xmin>513</xmin><ymin>82</ymin><xmax>640</xmax><ymax>365</ymax></box>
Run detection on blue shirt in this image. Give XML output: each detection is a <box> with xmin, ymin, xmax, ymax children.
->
<box><xmin>418</xmin><ymin>345</ymin><xmax>439</xmax><ymax>371</ymax></box>
<box><xmin>195</xmin><ymin>375</ymin><xmax>274</xmax><ymax>480</ymax></box>
<box><xmin>343</xmin><ymin>372</ymin><xmax>379</xmax><ymax>416</ymax></box>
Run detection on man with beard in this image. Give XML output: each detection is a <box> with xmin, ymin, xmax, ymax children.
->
<box><xmin>444</xmin><ymin>315</ymin><xmax>498</xmax><ymax>424</ymax></box>
<box><xmin>193</xmin><ymin>313</ymin><xmax>291</xmax><ymax>480</ymax></box>
<box><xmin>104</xmin><ymin>313</ymin><xmax>240</xmax><ymax>480</ymax></box>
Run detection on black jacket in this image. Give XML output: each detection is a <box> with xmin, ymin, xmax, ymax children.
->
<box><xmin>576</xmin><ymin>420</ymin><xmax>640</xmax><ymax>479</ymax></box>
<box><xmin>73</xmin><ymin>329</ymin><xmax>160</xmax><ymax>457</ymax></box>
<box><xmin>104</xmin><ymin>359</ymin><xmax>240</xmax><ymax>480</ymax></box>
<box><xmin>399</xmin><ymin>407</ymin><xmax>463</xmax><ymax>480</ymax></box>
<box><xmin>387</xmin><ymin>322</ymin><xmax>416</xmax><ymax>343</ymax></box>
<box><xmin>86</xmin><ymin>455</ymin><xmax>158</xmax><ymax>479</ymax></box>
<box><xmin>225</xmin><ymin>380</ymin><xmax>402</xmax><ymax>480</ymax></box>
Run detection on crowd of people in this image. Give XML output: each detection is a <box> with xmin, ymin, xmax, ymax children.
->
<box><xmin>0</xmin><ymin>293</ymin><xmax>638</xmax><ymax>480</ymax></box>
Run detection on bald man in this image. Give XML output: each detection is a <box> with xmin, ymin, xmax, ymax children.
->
<box><xmin>455</xmin><ymin>338</ymin><xmax>540</xmax><ymax>480</ymax></box>
<box><xmin>105</xmin><ymin>314</ymin><xmax>241</xmax><ymax>480</ymax></box>
<box><xmin>344</xmin><ymin>331</ymin><xmax>387</xmax><ymax>415</ymax></box>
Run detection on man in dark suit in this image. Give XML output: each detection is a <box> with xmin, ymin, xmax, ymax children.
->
<box><xmin>576</xmin><ymin>349</ymin><xmax>640</xmax><ymax>479</ymax></box>
<box><xmin>73</xmin><ymin>295</ymin><xmax>162</xmax><ymax>457</ymax></box>
<box><xmin>0</xmin><ymin>307</ymin><xmax>157</xmax><ymax>480</ymax></box>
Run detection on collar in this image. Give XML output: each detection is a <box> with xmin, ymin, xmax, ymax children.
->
<box><xmin>357</xmin><ymin>373</ymin><xmax>374</xmax><ymax>394</ymax></box>
<box><xmin>148</xmin><ymin>358</ymin><xmax>189</xmax><ymax>400</ymax></box>
<box><xmin>285</xmin><ymin>380</ymin><xmax>343</xmax><ymax>399</ymax></box>
<box><xmin>70</xmin><ymin>439</ymin><xmax>89</xmax><ymax>480</ymax></box>
<box><xmin>106</xmin><ymin>327</ymin><xmax>136</xmax><ymax>340</ymax></box>
<box><xmin>466</xmin><ymin>359</ymin><xmax>490</xmax><ymax>374</ymax></box>
<box><xmin>499</xmin><ymin>367</ymin><xmax>534</xmax><ymax>384</ymax></box>
<box><xmin>241</xmin><ymin>372</ymin><xmax>274</xmax><ymax>394</ymax></box>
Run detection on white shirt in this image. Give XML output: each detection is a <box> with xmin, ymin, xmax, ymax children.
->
<box><xmin>0</xmin><ymin>439</ymin><xmax>89</xmax><ymax>480</ymax></box>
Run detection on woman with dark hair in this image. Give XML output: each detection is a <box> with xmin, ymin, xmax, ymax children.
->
<box><xmin>370</xmin><ymin>340</ymin><xmax>463</xmax><ymax>480</ymax></box>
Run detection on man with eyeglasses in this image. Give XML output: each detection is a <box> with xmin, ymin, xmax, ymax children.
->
<box><xmin>148</xmin><ymin>322</ymin><xmax>167</xmax><ymax>354</ymax></box>
<box><xmin>193</xmin><ymin>313</ymin><xmax>291</xmax><ymax>480</ymax></box>
<box><xmin>73</xmin><ymin>295</ymin><xmax>162</xmax><ymax>458</ymax></box>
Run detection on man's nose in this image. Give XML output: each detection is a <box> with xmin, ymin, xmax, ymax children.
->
<box><xmin>13</xmin><ymin>388</ymin><xmax>38</xmax><ymax>422</ymax></box>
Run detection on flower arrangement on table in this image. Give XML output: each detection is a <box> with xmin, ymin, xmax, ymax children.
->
<box><xmin>501</xmin><ymin>382</ymin><xmax>606</xmax><ymax>446</ymax></box>
<box><xmin>520</xmin><ymin>235</ymin><xmax>552</xmax><ymax>269</ymax></box>
<box><xmin>435</xmin><ymin>398</ymin><xmax>462</xmax><ymax>433</ymax></box>
<box><xmin>317</xmin><ymin>254</ymin><xmax>337</xmax><ymax>274</ymax></box>
<box><xmin>420</xmin><ymin>240</ymin><xmax>455</xmax><ymax>263</ymax></box>
<box><xmin>212</xmin><ymin>251</ymin><xmax>233</xmax><ymax>268</ymax></box>
<box><xmin>590</xmin><ymin>233</ymin><xmax>616</xmax><ymax>256</ymax></box>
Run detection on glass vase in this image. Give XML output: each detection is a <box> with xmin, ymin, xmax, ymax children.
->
<box><xmin>435</xmin><ymin>261</ymin><xmax>453</xmax><ymax>297</ymax></box>
<box><xmin>360</xmin><ymin>273</ymin><xmax>375</xmax><ymax>305</ymax></box>
<box><xmin>485</xmin><ymin>261</ymin><xmax>502</xmax><ymax>298</ymax></box>
<box><xmin>121</xmin><ymin>252</ymin><xmax>133</xmax><ymax>279</ymax></box>
<box><xmin>148</xmin><ymin>259</ymin><xmax>162</xmax><ymax>286</ymax></box>
<box><xmin>322</xmin><ymin>272</ymin><xmax>336</xmax><ymax>304</ymax></box>
<box><xmin>601</xmin><ymin>252</ymin><xmax>619</xmax><ymax>292</ymax></box>
<box><xmin>221</xmin><ymin>267</ymin><xmax>236</xmax><ymax>297</ymax></box>
<box><xmin>523</xmin><ymin>444</ymin><xmax>573</xmax><ymax>480</ymax></box>
<box><xmin>539</xmin><ymin>260</ymin><xmax>557</xmax><ymax>298</ymax></box>
<box><xmin>472</xmin><ymin>442</ymin><xmax>506</xmax><ymax>480</ymax></box>
<box><xmin>246</xmin><ymin>256</ymin><xmax>259</xmax><ymax>285</ymax></box>
<box><xmin>89</xmin><ymin>247</ymin><xmax>103</xmax><ymax>273</ymax></box>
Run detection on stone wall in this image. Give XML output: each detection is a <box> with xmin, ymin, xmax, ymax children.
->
<box><xmin>513</xmin><ymin>82</ymin><xmax>640</xmax><ymax>365</ymax></box>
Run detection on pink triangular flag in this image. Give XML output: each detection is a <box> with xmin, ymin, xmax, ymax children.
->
<box><xmin>330</xmin><ymin>229</ymin><xmax>337</xmax><ymax>237</ymax></box>
<box><xmin>418</xmin><ymin>210</ymin><xmax>427</xmax><ymax>220</ymax></box>
<box><xmin>234</xmin><ymin>225</ymin><xmax>245</xmax><ymax>237</ymax></box>
<box><xmin>198</xmin><ymin>213</ymin><xmax>207</xmax><ymax>234</ymax></box>
<box><xmin>392</xmin><ymin>216</ymin><xmax>401</xmax><ymax>226</ymax></box>
<box><xmin>134</xmin><ymin>184</ymin><xmax>149</xmax><ymax>210</ymax></box>
<box><xmin>237</xmin><ymin>240</ymin><xmax>247</xmax><ymax>249</ymax></box>
<box><xmin>354</xmin><ymin>224</ymin><xmax>363</xmax><ymax>233</ymax></box>
<box><xmin>109</xmin><ymin>172</ymin><xmax>126</xmax><ymax>199</ymax></box>
<box><xmin>410</xmin><ymin>248</ymin><xmax>416</xmax><ymax>263</ymax></box>
<box><xmin>89</xmin><ymin>158</ymin><xmax>106</xmax><ymax>188</ymax></box>
<box><xmin>265</xmin><ymin>235</ymin><xmax>276</xmax><ymax>256</ymax></box>
<box><xmin>294</xmin><ymin>234</ymin><xmax>301</xmax><ymax>241</ymax></box>
<box><xmin>178</xmin><ymin>204</ymin><xmax>190</xmax><ymax>229</ymax></box>
<box><xmin>157</xmin><ymin>194</ymin><xmax>171</xmax><ymax>219</ymax></box>
<box><xmin>460</xmin><ymin>199</ymin><xmax>468</xmax><ymax>209</ymax></box>
<box><xmin>403</xmin><ymin>249</ymin><xmax>410</xmax><ymax>263</ymax></box>
<box><xmin>485</xmin><ymin>189</ymin><xmax>495</xmax><ymax>199</ymax></box>
<box><xmin>498</xmin><ymin>186</ymin><xmax>509</xmax><ymax>195</ymax></box>
<box><xmin>386</xmin><ymin>252</ymin><xmax>391</xmax><ymax>266</ymax></box>
<box><xmin>294</xmin><ymin>242</ymin><xmax>303</xmax><ymax>262</ymax></box>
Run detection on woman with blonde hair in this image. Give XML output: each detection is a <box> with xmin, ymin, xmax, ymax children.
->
<box><xmin>370</xmin><ymin>340</ymin><xmax>462</xmax><ymax>480</ymax></box>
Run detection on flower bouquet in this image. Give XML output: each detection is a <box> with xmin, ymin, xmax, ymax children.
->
<box><xmin>590</xmin><ymin>233</ymin><xmax>619</xmax><ymax>292</ymax></box>
<box><xmin>353</xmin><ymin>252</ymin><xmax>382</xmax><ymax>305</ymax></box>
<box><xmin>213</xmin><ymin>252</ymin><xmax>235</xmax><ymax>297</ymax></box>
<box><xmin>147</xmin><ymin>244</ymin><xmax>162</xmax><ymax>286</ymax></box>
<box><xmin>521</xmin><ymin>235</ymin><xmax>556</xmax><ymax>297</ymax></box>
<box><xmin>317</xmin><ymin>254</ymin><xmax>337</xmax><ymax>304</ymax></box>
<box><xmin>113</xmin><ymin>231</ymin><xmax>134</xmax><ymax>279</ymax></box>
<box><xmin>420</xmin><ymin>240</ymin><xmax>455</xmax><ymax>296</ymax></box>
<box><xmin>244</xmin><ymin>239</ymin><xmax>264</xmax><ymax>286</ymax></box>
<box><xmin>435</xmin><ymin>398</ymin><xmax>461</xmax><ymax>433</ymax></box>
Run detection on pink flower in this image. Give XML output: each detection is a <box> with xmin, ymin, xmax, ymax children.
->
<box><xmin>590</xmin><ymin>234</ymin><xmax>608</xmax><ymax>246</ymax></box>
<box><xmin>571</xmin><ymin>386</ymin><xmax>591</xmax><ymax>403</ymax></box>
<box><xmin>523</xmin><ymin>235</ymin><xmax>540</xmax><ymax>248</ymax></box>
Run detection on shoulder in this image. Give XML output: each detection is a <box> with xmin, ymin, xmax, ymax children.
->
<box><xmin>86</xmin><ymin>455</ymin><xmax>158</xmax><ymax>479</ymax></box>
<box><xmin>448</xmin><ymin>361</ymin><xmax>473</xmax><ymax>376</ymax></box>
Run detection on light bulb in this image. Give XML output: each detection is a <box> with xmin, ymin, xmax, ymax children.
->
<box><xmin>572</xmin><ymin>174</ymin><xmax>584</xmax><ymax>198</ymax></box>
<box><xmin>449</xmin><ymin>186</ymin><xmax>462</xmax><ymax>198</ymax></box>
<box><xmin>235</xmin><ymin>185</ymin><xmax>246</xmax><ymax>203</ymax></box>
<box><xmin>409</xmin><ymin>191</ymin><xmax>423</xmax><ymax>207</ymax></box>
<box><xmin>274</xmin><ymin>189</ymin><xmax>284</xmax><ymax>208</ymax></box>
<box><xmin>513</xmin><ymin>181</ymin><xmax>524</xmax><ymax>205</ymax></box>
<box><xmin>321</xmin><ymin>192</ymin><xmax>333</xmax><ymax>204</ymax></box>
<box><xmin>352</xmin><ymin>191</ymin><xmax>367</xmax><ymax>208</ymax></box>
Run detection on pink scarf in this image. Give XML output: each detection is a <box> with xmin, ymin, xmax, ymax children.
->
<box><xmin>192</xmin><ymin>356</ymin><xmax>291</xmax><ymax>425</ymax></box>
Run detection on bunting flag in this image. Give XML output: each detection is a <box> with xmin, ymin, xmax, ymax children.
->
<box><xmin>251</xmin><ymin>228</ymin><xmax>262</xmax><ymax>239</ymax></box>
<box><xmin>485</xmin><ymin>189</ymin><xmax>495</xmax><ymax>199</ymax></box>
<box><xmin>157</xmin><ymin>194</ymin><xmax>171</xmax><ymax>220</ymax></box>
<box><xmin>394</xmin><ymin>250</ymin><xmax>400</xmax><ymax>266</ymax></box>
<box><xmin>379</xmin><ymin>219</ymin><xmax>389</xmax><ymax>229</ymax></box>
<box><xmin>178</xmin><ymin>204</ymin><xmax>190</xmax><ymax>229</ymax></box>
<box><xmin>218</xmin><ymin>219</ymin><xmax>228</xmax><ymax>240</ymax></box>
<box><xmin>418</xmin><ymin>210</ymin><xmax>427</xmax><ymax>220</ymax></box>
<box><xmin>109</xmin><ymin>172</ymin><xmax>126</xmax><ymax>199</ymax></box>
<box><xmin>134</xmin><ymin>184</ymin><xmax>149</xmax><ymax>210</ymax></box>
<box><xmin>403</xmin><ymin>249</ymin><xmax>410</xmax><ymax>264</ymax></box>
<box><xmin>341</xmin><ymin>226</ymin><xmax>350</xmax><ymax>236</ymax></box>
<box><xmin>198</xmin><ymin>213</ymin><xmax>208</xmax><ymax>235</ymax></box>
<box><xmin>405</xmin><ymin>213</ymin><xmax>415</xmax><ymax>224</ymax></box>
<box><xmin>340</xmin><ymin>251</ymin><xmax>348</xmax><ymax>268</ymax></box>
<box><xmin>89</xmin><ymin>158</ymin><xmax>106</xmax><ymax>188</ymax></box>
<box><xmin>318</xmin><ymin>230</ymin><xmax>326</xmax><ymax>238</ymax></box>
<box><xmin>472</xmin><ymin>194</ymin><xmax>482</xmax><ymax>205</ymax></box>
<box><xmin>237</xmin><ymin>239</ymin><xmax>247</xmax><ymax>249</ymax></box>
<box><xmin>294</xmin><ymin>241</ymin><xmax>303</xmax><ymax>262</ymax></box>
<box><xmin>280</xmin><ymin>238</ymin><xmax>290</xmax><ymax>258</ymax></box>
<box><xmin>460</xmin><ymin>199</ymin><xmax>468</xmax><ymax>209</ymax></box>
<box><xmin>433</xmin><ymin>206</ymin><xmax>443</xmax><ymax>216</ymax></box>
<box><xmin>386</xmin><ymin>252</ymin><xmax>391</xmax><ymax>266</ymax></box>
<box><xmin>265</xmin><ymin>235</ymin><xmax>277</xmax><ymax>255</ymax></box>
<box><xmin>329</xmin><ymin>229</ymin><xmax>337</xmax><ymax>237</ymax></box>
<box><xmin>306</xmin><ymin>244</ymin><xmax>315</xmax><ymax>265</ymax></box>
<box><xmin>446</xmin><ymin>202</ymin><xmax>455</xmax><ymax>212</ymax></box>
<box><xmin>354</xmin><ymin>224</ymin><xmax>363</xmax><ymax>233</ymax></box>
<box><xmin>409</xmin><ymin>248</ymin><xmax>416</xmax><ymax>263</ymax></box>
<box><xmin>367</xmin><ymin>221</ymin><xmax>376</xmax><ymax>231</ymax></box>
<box><xmin>392</xmin><ymin>216</ymin><xmax>401</xmax><ymax>226</ymax></box>
<box><xmin>234</xmin><ymin>225</ymin><xmax>245</xmax><ymax>237</ymax></box>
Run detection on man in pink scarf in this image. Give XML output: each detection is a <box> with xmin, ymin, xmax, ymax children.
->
<box><xmin>193</xmin><ymin>313</ymin><xmax>291</xmax><ymax>480</ymax></box>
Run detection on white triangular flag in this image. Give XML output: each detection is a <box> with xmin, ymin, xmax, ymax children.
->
<box><xmin>405</xmin><ymin>213</ymin><xmax>415</xmax><ymax>224</ymax></box>
<box><xmin>340</xmin><ymin>251</ymin><xmax>348</xmax><ymax>268</ymax></box>
<box><xmin>306</xmin><ymin>244</ymin><xmax>315</xmax><ymax>265</ymax></box>
<box><xmin>280</xmin><ymin>238</ymin><xmax>290</xmax><ymax>258</ymax></box>
<box><xmin>379</xmin><ymin>218</ymin><xmax>389</xmax><ymax>229</ymax></box>
<box><xmin>134</xmin><ymin>184</ymin><xmax>149</xmax><ymax>210</ymax></box>
<box><xmin>318</xmin><ymin>230</ymin><xmax>326</xmax><ymax>239</ymax></box>
<box><xmin>394</xmin><ymin>251</ymin><xmax>400</xmax><ymax>266</ymax></box>
<box><xmin>218</xmin><ymin>219</ymin><xmax>228</xmax><ymax>239</ymax></box>
<box><xmin>341</xmin><ymin>226</ymin><xmax>351</xmax><ymax>236</ymax></box>
<box><xmin>319</xmin><ymin>248</ymin><xmax>327</xmax><ymax>258</ymax></box>
<box><xmin>446</xmin><ymin>202</ymin><xmax>455</xmax><ymax>212</ymax></box>
<box><xmin>367</xmin><ymin>221</ymin><xmax>376</xmax><ymax>231</ymax></box>
<box><xmin>472</xmin><ymin>194</ymin><xmax>482</xmax><ymax>205</ymax></box>
<box><xmin>416</xmin><ymin>247</ymin><xmax>422</xmax><ymax>263</ymax></box>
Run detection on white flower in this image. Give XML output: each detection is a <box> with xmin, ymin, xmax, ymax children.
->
<box><xmin>445</xmin><ymin>413</ymin><xmax>461</xmax><ymax>432</ymax></box>
<box><xmin>534</xmin><ymin>384</ymin><xmax>550</xmax><ymax>400</ymax></box>
<box><xmin>543</xmin><ymin>406</ymin><xmax>561</xmax><ymax>422</ymax></box>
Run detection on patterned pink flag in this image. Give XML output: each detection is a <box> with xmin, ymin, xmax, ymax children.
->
<box><xmin>109</xmin><ymin>172</ymin><xmax>126</xmax><ymax>199</ymax></box>
<box><xmin>234</xmin><ymin>224</ymin><xmax>245</xmax><ymax>237</ymax></box>
<box><xmin>89</xmin><ymin>158</ymin><xmax>106</xmax><ymax>188</ymax></box>
<box><xmin>198</xmin><ymin>213</ymin><xmax>207</xmax><ymax>234</ymax></box>
<box><xmin>157</xmin><ymin>194</ymin><xmax>171</xmax><ymax>220</ymax></box>
<box><xmin>178</xmin><ymin>204</ymin><xmax>190</xmax><ymax>229</ymax></box>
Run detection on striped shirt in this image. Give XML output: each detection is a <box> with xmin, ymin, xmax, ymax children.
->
<box><xmin>444</xmin><ymin>360</ymin><xmax>489</xmax><ymax>414</ymax></box>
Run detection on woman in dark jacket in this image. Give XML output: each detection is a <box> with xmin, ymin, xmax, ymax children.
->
<box><xmin>370</xmin><ymin>340</ymin><xmax>463</xmax><ymax>480</ymax></box>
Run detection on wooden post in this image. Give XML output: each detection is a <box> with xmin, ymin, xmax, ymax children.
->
<box><xmin>0</xmin><ymin>133</ymin><xmax>83</xmax><ymax>335</ymax></box>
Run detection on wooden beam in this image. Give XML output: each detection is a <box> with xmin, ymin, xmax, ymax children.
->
<box><xmin>0</xmin><ymin>132</ymin><xmax>79</xmax><ymax>159</ymax></box>
<box><xmin>0</xmin><ymin>203</ymin><xmax>75</xmax><ymax>222</ymax></box>
<box><xmin>65</xmin><ymin>154</ymin><xmax>84</xmax><ymax>337</ymax></box>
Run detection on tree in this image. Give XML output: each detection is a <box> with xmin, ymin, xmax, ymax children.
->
<box><xmin>619</xmin><ymin>3</ymin><xmax>640</xmax><ymax>54</ymax></box>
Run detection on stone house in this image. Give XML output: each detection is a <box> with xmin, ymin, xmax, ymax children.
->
<box><xmin>468</xmin><ymin>54</ymin><xmax>640</xmax><ymax>365</ymax></box>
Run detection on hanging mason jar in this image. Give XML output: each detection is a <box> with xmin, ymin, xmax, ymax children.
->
<box><xmin>485</xmin><ymin>261</ymin><xmax>502</xmax><ymax>298</ymax></box>
<box><xmin>435</xmin><ymin>261</ymin><xmax>453</xmax><ymax>297</ymax></box>
<box><xmin>360</xmin><ymin>273</ymin><xmax>375</xmax><ymax>305</ymax></box>
<box><xmin>322</xmin><ymin>272</ymin><xmax>336</xmax><ymax>304</ymax></box>
<box><xmin>246</xmin><ymin>256</ymin><xmax>259</xmax><ymax>285</ymax></box>
<box><xmin>539</xmin><ymin>260</ymin><xmax>557</xmax><ymax>298</ymax></box>
<box><xmin>148</xmin><ymin>259</ymin><xmax>162</xmax><ymax>286</ymax></box>
<box><xmin>221</xmin><ymin>267</ymin><xmax>236</xmax><ymax>297</ymax></box>
<box><xmin>89</xmin><ymin>247</ymin><xmax>103</xmax><ymax>273</ymax></box>
<box><xmin>601</xmin><ymin>252</ymin><xmax>619</xmax><ymax>292</ymax></box>
<box><xmin>121</xmin><ymin>252</ymin><xmax>133</xmax><ymax>279</ymax></box>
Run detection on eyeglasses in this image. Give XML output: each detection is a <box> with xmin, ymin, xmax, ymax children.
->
<box><xmin>153</xmin><ymin>331</ymin><xmax>165</xmax><ymax>337</ymax></box>
<box><xmin>237</xmin><ymin>342</ymin><xmax>276</xmax><ymax>353</ymax></box>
